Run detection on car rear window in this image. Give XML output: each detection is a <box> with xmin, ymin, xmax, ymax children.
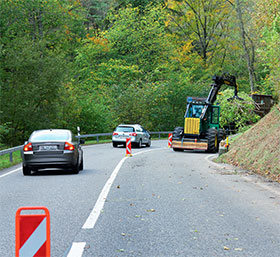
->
<box><xmin>115</xmin><ymin>126</ymin><xmax>135</xmax><ymax>132</ymax></box>
<box><xmin>30</xmin><ymin>130</ymin><xmax>71</xmax><ymax>142</ymax></box>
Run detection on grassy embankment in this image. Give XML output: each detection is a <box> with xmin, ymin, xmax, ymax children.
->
<box><xmin>217</xmin><ymin>105</ymin><xmax>280</xmax><ymax>182</ymax></box>
<box><xmin>0</xmin><ymin>151</ymin><xmax>22</xmax><ymax>170</ymax></box>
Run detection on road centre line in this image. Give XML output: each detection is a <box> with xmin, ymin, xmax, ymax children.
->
<box><xmin>0</xmin><ymin>167</ymin><xmax>21</xmax><ymax>179</ymax></box>
<box><xmin>67</xmin><ymin>147</ymin><xmax>165</xmax><ymax>256</ymax></box>
<box><xmin>82</xmin><ymin>147</ymin><xmax>165</xmax><ymax>229</ymax></box>
<box><xmin>82</xmin><ymin>156</ymin><xmax>128</xmax><ymax>229</ymax></box>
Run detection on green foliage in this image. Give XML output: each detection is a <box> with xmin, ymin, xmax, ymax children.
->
<box><xmin>0</xmin><ymin>122</ymin><xmax>11</xmax><ymax>146</ymax></box>
<box><xmin>73</xmin><ymin>4</ymin><xmax>204</xmax><ymax>133</ymax></box>
<box><xmin>105</xmin><ymin>5</ymin><xmax>174</xmax><ymax>73</ymax></box>
<box><xmin>0</xmin><ymin>0</ymin><xmax>277</xmax><ymax>149</ymax></box>
<box><xmin>113</xmin><ymin>0</ymin><xmax>164</xmax><ymax>9</ymax></box>
<box><xmin>0</xmin><ymin>0</ymin><xmax>83</xmax><ymax>145</ymax></box>
<box><xmin>217</xmin><ymin>89</ymin><xmax>260</xmax><ymax>129</ymax></box>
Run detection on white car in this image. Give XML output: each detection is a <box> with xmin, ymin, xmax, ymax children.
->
<box><xmin>112</xmin><ymin>124</ymin><xmax>151</xmax><ymax>148</ymax></box>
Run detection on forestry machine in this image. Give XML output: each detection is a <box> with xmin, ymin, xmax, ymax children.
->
<box><xmin>172</xmin><ymin>74</ymin><xmax>241</xmax><ymax>153</ymax></box>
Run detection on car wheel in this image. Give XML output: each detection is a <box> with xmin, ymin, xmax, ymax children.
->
<box><xmin>79</xmin><ymin>155</ymin><xmax>84</xmax><ymax>171</ymax></box>
<box><xmin>113</xmin><ymin>142</ymin><xmax>118</xmax><ymax>148</ymax></box>
<box><xmin>22</xmin><ymin>165</ymin><xmax>31</xmax><ymax>176</ymax></box>
<box><xmin>72</xmin><ymin>161</ymin><xmax>80</xmax><ymax>174</ymax></box>
<box><xmin>173</xmin><ymin>148</ymin><xmax>184</xmax><ymax>152</ymax></box>
<box><xmin>138</xmin><ymin>139</ymin><xmax>142</xmax><ymax>148</ymax></box>
<box><xmin>206</xmin><ymin>128</ymin><xmax>218</xmax><ymax>153</ymax></box>
<box><xmin>146</xmin><ymin>139</ymin><xmax>151</xmax><ymax>147</ymax></box>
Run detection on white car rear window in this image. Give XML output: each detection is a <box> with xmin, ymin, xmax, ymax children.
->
<box><xmin>115</xmin><ymin>127</ymin><xmax>135</xmax><ymax>132</ymax></box>
<box><xmin>30</xmin><ymin>130</ymin><xmax>71</xmax><ymax>142</ymax></box>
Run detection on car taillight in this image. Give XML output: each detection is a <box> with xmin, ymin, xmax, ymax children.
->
<box><xmin>129</xmin><ymin>133</ymin><xmax>137</xmax><ymax>136</ymax></box>
<box><xmin>64</xmin><ymin>142</ymin><xmax>74</xmax><ymax>151</ymax></box>
<box><xmin>113</xmin><ymin>132</ymin><xmax>118</xmax><ymax>136</ymax></box>
<box><xmin>23</xmin><ymin>143</ymin><xmax>33</xmax><ymax>152</ymax></box>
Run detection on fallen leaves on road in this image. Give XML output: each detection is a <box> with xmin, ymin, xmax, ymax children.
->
<box><xmin>224</xmin><ymin>246</ymin><xmax>230</xmax><ymax>250</ymax></box>
<box><xmin>146</xmin><ymin>209</ymin><xmax>156</xmax><ymax>212</ymax></box>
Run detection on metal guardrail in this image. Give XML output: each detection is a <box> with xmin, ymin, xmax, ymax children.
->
<box><xmin>78</xmin><ymin>133</ymin><xmax>112</xmax><ymax>143</ymax></box>
<box><xmin>0</xmin><ymin>145</ymin><xmax>23</xmax><ymax>162</ymax></box>
<box><xmin>0</xmin><ymin>131</ymin><xmax>173</xmax><ymax>163</ymax></box>
<box><xmin>78</xmin><ymin>131</ymin><xmax>173</xmax><ymax>142</ymax></box>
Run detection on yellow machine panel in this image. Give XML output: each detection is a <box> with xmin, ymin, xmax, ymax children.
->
<box><xmin>172</xmin><ymin>140</ymin><xmax>208</xmax><ymax>150</ymax></box>
<box><xmin>184</xmin><ymin>118</ymin><xmax>200</xmax><ymax>135</ymax></box>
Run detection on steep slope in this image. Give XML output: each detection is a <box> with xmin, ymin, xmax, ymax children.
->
<box><xmin>219</xmin><ymin>105</ymin><xmax>280</xmax><ymax>181</ymax></box>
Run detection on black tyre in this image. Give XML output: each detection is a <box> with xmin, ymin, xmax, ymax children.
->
<box><xmin>146</xmin><ymin>139</ymin><xmax>151</xmax><ymax>147</ymax></box>
<box><xmin>138</xmin><ymin>139</ymin><xmax>142</xmax><ymax>148</ymax></box>
<box><xmin>113</xmin><ymin>142</ymin><xmax>118</xmax><ymax>148</ymax></box>
<box><xmin>173</xmin><ymin>127</ymin><xmax>184</xmax><ymax>140</ymax></box>
<box><xmin>72</xmin><ymin>161</ymin><xmax>80</xmax><ymax>174</ymax></box>
<box><xmin>173</xmin><ymin>148</ymin><xmax>184</xmax><ymax>152</ymax></box>
<box><xmin>79</xmin><ymin>156</ymin><xmax>84</xmax><ymax>171</ymax></box>
<box><xmin>206</xmin><ymin>128</ymin><xmax>218</xmax><ymax>153</ymax></box>
<box><xmin>22</xmin><ymin>165</ymin><xmax>31</xmax><ymax>176</ymax></box>
<box><xmin>174</xmin><ymin>127</ymin><xmax>184</xmax><ymax>133</ymax></box>
<box><xmin>218</xmin><ymin>128</ymin><xmax>226</xmax><ymax>144</ymax></box>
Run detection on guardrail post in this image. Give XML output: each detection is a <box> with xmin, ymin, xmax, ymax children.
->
<box><xmin>10</xmin><ymin>152</ymin><xmax>13</xmax><ymax>163</ymax></box>
<box><xmin>96</xmin><ymin>136</ymin><xmax>99</xmax><ymax>143</ymax></box>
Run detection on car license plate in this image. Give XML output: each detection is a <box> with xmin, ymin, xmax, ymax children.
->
<box><xmin>39</xmin><ymin>145</ymin><xmax>57</xmax><ymax>151</ymax></box>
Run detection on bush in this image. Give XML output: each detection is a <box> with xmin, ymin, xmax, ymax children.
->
<box><xmin>217</xmin><ymin>89</ymin><xmax>260</xmax><ymax>129</ymax></box>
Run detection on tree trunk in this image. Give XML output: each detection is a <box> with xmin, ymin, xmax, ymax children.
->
<box><xmin>235</xmin><ymin>0</ymin><xmax>256</xmax><ymax>92</ymax></box>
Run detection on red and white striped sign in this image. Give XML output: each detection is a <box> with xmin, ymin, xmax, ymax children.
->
<box><xmin>168</xmin><ymin>133</ymin><xmax>173</xmax><ymax>148</ymax></box>
<box><xmin>126</xmin><ymin>137</ymin><xmax>132</xmax><ymax>157</ymax></box>
<box><xmin>16</xmin><ymin>207</ymin><xmax>50</xmax><ymax>257</ymax></box>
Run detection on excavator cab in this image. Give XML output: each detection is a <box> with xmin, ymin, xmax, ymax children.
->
<box><xmin>184</xmin><ymin>100</ymin><xmax>220</xmax><ymax>138</ymax></box>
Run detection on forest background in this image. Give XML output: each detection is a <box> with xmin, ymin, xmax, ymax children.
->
<box><xmin>0</xmin><ymin>0</ymin><xmax>279</xmax><ymax>146</ymax></box>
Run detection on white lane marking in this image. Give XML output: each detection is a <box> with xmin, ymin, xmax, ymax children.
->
<box><xmin>132</xmin><ymin>148</ymin><xmax>165</xmax><ymax>156</ymax></box>
<box><xmin>67</xmin><ymin>242</ymin><xmax>86</xmax><ymax>257</ymax></box>
<box><xmin>82</xmin><ymin>157</ymin><xmax>127</xmax><ymax>229</ymax></box>
<box><xmin>0</xmin><ymin>167</ymin><xmax>21</xmax><ymax>179</ymax></box>
<box><xmin>82</xmin><ymin>147</ymin><xmax>165</xmax><ymax>229</ymax></box>
<box><xmin>205</xmin><ymin>154</ymin><xmax>220</xmax><ymax>167</ymax></box>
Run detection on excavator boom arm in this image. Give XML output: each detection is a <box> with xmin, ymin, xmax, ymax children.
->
<box><xmin>201</xmin><ymin>74</ymin><xmax>239</xmax><ymax>120</ymax></box>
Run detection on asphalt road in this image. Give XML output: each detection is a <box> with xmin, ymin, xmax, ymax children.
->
<box><xmin>1</xmin><ymin>140</ymin><xmax>280</xmax><ymax>256</ymax></box>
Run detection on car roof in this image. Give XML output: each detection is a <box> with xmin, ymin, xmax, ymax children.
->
<box><xmin>32</xmin><ymin>129</ymin><xmax>72</xmax><ymax>134</ymax></box>
<box><xmin>117</xmin><ymin>124</ymin><xmax>140</xmax><ymax>127</ymax></box>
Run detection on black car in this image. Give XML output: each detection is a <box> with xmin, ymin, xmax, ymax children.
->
<box><xmin>21</xmin><ymin>129</ymin><xmax>83</xmax><ymax>175</ymax></box>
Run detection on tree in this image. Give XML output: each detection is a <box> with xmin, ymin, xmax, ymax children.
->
<box><xmin>0</xmin><ymin>0</ymin><xmax>84</xmax><ymax>145</ymax></box>
<box><xmin>166</xmin><ymin>0</ymin><xmax>233</xmax><ymax>66</ymax></box>
<box><xmin>80</xmin><ymin>0</ymin><xmax>111</xmax><ymax>32</ymax></box>
<box><xmin>73</xmin><ymin>4</ymin><xmax>202</xmax><ymax>131</ymax></box>
<box><xmin>225</xmin><ymin>0</ymin><xmax>257</xmax><ymax>92</ymax></box>
<box><xmin>252</xmin><ymin>0</ymin><xmax>280</xmax><ymax>100</ymax></box>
